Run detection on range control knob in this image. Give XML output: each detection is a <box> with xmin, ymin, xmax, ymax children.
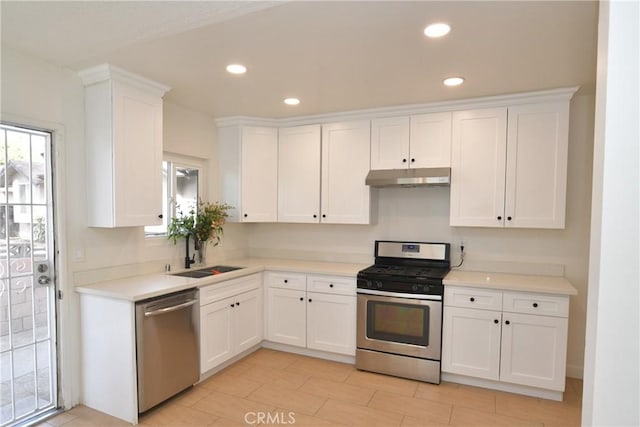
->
<box><xmin>412</xmin><ymin>284</ymin><xmax>419</xmax><ymax>292</ymax></box>
<box><xmin>376</xmin><ymin>281</ymin><xmax>383</xmax><ymax>289</ymax></box>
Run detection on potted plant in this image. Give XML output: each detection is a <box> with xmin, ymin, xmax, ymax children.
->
<box><xmin>167</xmin><ymin>201</ymin><xmax>232</xmax><ymax>266</ymax></box>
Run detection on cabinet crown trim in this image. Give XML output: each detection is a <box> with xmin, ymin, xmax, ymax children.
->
<box><xmin>78</xmin><ymin>63</ymin><xmax>171</xmax><ymax>97</ymax></box>
<box><xmin>215</xmin><ymin>86</ymin><xmax>579</xmax><ymax>128</ymax></box>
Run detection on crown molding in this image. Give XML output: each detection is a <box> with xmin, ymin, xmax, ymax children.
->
<box><xmin>78</xmin><ymin>63</ymin><xmax>171</xmax><ymax>97</ymax></box>
<box><xmin>215</xmin><ymin>86</ymin><xmax>579</xmax><ymax>128</ymax></box>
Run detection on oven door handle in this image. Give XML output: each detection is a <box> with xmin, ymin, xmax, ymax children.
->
<box><xmin>356</xmin><ymin>288</ymin><xmax>442</xmax><ymax>301</ymax></box>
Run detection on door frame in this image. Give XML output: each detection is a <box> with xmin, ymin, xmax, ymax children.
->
<box><xmin>1</xmin><ymin>113</ymin><xmax>74</xmax><ymax>410</ymax></box>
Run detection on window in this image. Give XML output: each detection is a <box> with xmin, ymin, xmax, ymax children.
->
<box><xmin>145</xmin><ymin>155</ymin><xmax>205</xmax><ymax>236</ymax></box>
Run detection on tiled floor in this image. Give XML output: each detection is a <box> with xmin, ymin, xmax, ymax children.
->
<box><xmin>39</xmin><ymin>349</ymin><xmax>582</xmax><ymax>426</ymax></box>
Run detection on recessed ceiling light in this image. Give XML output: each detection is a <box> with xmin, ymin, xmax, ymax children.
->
<box><xmin>443</xmin><ymin>76</ymin><xmax>465</xmax><ymax>87</ymax></box>
<box><xmin>284</xmin><ymin>98</ymin><xmax>300</xmax><ymax>106</ymax></box>
<box><xmin>226</xmin><ymin>64</ymin><xmax>247</xmax><ymax>74</ymax></box>
<box><xmin>424</xmin><ymin>23</ymin><xmax>451</xmax><ymax>38</ymax></box>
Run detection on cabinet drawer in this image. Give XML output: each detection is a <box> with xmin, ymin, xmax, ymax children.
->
<box><xmin>503</xmin><ymin>292</ymin><xmax>569</xmax><ymax>318</ymax></box>
<box><xmin>444</xmin><ymin>286</ymin><xmax>502</xmax><ymax>311</ymax></box>
<box><xmin>307</xmin><ymin>275</ymin><xmax>356</xmax><ymax>296</ymax></box>
<box><xmin>200</xmin><ymin>273</ymin><xmax>261</xmax><ymax>306</ymax></box>
<box><xmin>265</xmin><ymin>271</ymin><xmax>307</xmax><ymax>291</ymax></box>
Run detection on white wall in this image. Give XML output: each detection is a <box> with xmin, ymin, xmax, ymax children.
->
<box><xmin>246</xmin><ymin>93</ymin><xmax>595</xmax><ymax>378</ymax></box>
<box><xmin>582</xmin><ymin>1</ymin><xmax>640</xmax><ymax>425</ymax></box>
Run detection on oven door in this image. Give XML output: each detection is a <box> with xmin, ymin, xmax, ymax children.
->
<box><xmin>357</xmin><ymin>292</ymin><xmax>442</xmax><ymax>360</ymax></box>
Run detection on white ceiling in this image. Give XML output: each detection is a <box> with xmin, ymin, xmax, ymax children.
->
<box><xmin>1</xmin><ymin>1</ymin><xmax>598</xmax><ymax>119</ymax></box>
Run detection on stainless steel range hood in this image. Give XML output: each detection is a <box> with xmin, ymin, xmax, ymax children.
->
<box><xmin>365</xmin><ymin>167</ymin><xmax>451</xmax><ymax>188</ymax></box>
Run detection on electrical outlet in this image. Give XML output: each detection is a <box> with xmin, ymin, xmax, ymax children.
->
<box><xmin>164</xmin><ymin>263</ymin><xmax>171</xmax><ymax>272</ymax></box>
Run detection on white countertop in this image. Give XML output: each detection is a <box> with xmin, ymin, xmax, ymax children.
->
<box><xmin>443</xmin><ymin>270</ymin><xmax>578</xmax><ymax>296</ymax></box>
<box><xmin>75</xmin><ymin>257</ymin><xmax>368</xmax><ymax>302</ymax></box>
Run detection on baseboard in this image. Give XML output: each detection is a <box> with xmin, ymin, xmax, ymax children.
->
<box><xmin>566</xmin><ymin>363</ymin><xmax>584</xmax><ymax>379</ymax></box>
<box><xmin>261</xmin><ymin>341</ymin><xmax>356</xmax><ymax>365</ymax></box>
<box><xmin>442</xmin><ymin>372</ymin><xmax>564</xmax><ymax>401</ymax></box>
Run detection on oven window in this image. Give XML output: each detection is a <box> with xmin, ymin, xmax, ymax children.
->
<box><xmin>366</xmin><ymin>301</ymin><xmax>429</xmax><ymax>346</ymax></box>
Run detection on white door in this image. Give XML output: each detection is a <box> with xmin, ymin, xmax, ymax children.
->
<box><xmin>278</xmin><ymin>125</ymin><xmax>321</xmax><ymax>223</ymax></box>
<box><xmin>233</xmin><ymin>289</ymin><xmax>263</xmax><ymax>354</ymax></box>
<box><xmin>450</xmin><ymin>108</ymin><xmax>508</xmax><ymax>227</ymax></box>
<box><xmin>500</xmin><ymin>312</ymin><xmax>568</xmax><ymax>391</ymax></box>
<box><xmin>0</xmin><ymin>124</ymin><xmax>58</xmax><ymax>425</ymax></box>
<box><xmin>409</xmin><ymin>112</ymin><xmax>452</xmax><ymax>168</ymax></box>
<box><xmin>306</xmin><ymin>292</ymin><xmax>356</xmax><ymax>356</ymax></box>
<box><xmin>370</xmin><ymin>117</ymin><xmax>410</xmax><ymax>170</ymax></box>
<box><xmin>240</xmin><ymin>127</ymin><xmax>278</xmax><ymax>222</ymax></box>
<box><xmin>321</xmin><ymin>121</ymin><xmax>371</xmax><ymax>224</ymax></box>
<box><xmin>441</xmin><ymin>307</ymin><xmax>502</xmax><ymax>380</ymax></box>
<box><xmin>265</xmin><ymin>288</ymin><xmax>306</xmax><ymax>347</ymax></box>
<box><xmin>200</xmin><ymin>298</ymin><xmax>233</xmax><ymax>373</ymax></box>
<box><xmin>504</xmin><ymin>102</ymin><xmax>569</xmax><ymax>229</ymax></box>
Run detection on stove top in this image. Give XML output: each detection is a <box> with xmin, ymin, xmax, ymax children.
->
<box><xmin>359</xmin><ymin>264</ymin><xmax>449</xmax><ymax>280</ymax></box>
<box><xmin>357</xmin><ymin>240</ymin><xmax>451</xmax><ymax>296</ymax></box>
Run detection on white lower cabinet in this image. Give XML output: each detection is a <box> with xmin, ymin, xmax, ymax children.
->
<box><xmin>200</xmin><ymin>274</ymin><xmax>263</xmax><ymax>374</ymax></box>
<box><xmin>442</xmin><ymin>286</ymin><xmax>569</xmax><ymax>392</ymax></box>
<box><xmin>307</xmin><ymin>291</ymin><xmax>356</xmax><ymax>355</ymax></box>
<box><xmin>265</xmin><ymin>271</ymin><xmax>356</xmax><ymax>356</ymax></box>
<box><xmin>200</xmin><ymin>297</ymin><xmax>234</xmax><ymax>371</ymax></box>
<box><xmin>442</xmin><ymin>306</ymin><xmax>502</xmax><ymax>381</ymax></box>
<box><xmin>266</xmin><ymin>287</ymin><xmax>306</xmax><ymax>347</ymax></box>
<box><xmin>499</xmin><ymin>312</ymin><xmax>568</xmax><ymax>390</ymax></box>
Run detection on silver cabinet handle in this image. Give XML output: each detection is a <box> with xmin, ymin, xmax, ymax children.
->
<box><xmin>144</xmin><ymin>299</ymin><xmax>197</xmax><ymax>317</ymax></box>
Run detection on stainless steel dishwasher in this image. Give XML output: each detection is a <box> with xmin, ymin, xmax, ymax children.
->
<box><xmin>135</xmin><ymin>288</ymin><xmax>199</xmax><ymax>413</ymax></box>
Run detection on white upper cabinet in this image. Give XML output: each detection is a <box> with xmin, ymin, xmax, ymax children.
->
<box><xmin>278</xmin><ymin>125</ymin><xmax>321</xmax><ymax>223</ymax></box>
<box><xmin>371</xmin><ymin>117</ymin><xmax>410</xmax><ymax>170</ymax></box>
<box><xmin>79</xmin><ymin>64</ymin><xmax>170</xmax><ymax>227</ymax></box>
<box><xmin>504</xmin><ymin>102</ymin><xmax>569</xmax><ymax>228</ymax></box>
<box><xmin>370</xmin><ymin>113</ymin><xmax>451</xmax><ymax>170</ymax></box>
<box><xmin>450</xmin><ymin>100</ymin><xmax>570</xmax><ymax>229</ymax></box>
<box><xmin>450</xmin><ymin>108</ymin><xmax>508</xmax><ymax>227</ymax></box>
<box><xmin>241</xmin><ymin>127</ymin><xmax>279</xmax><ymax>222</ymax></box>
<box><xmin>321</xmin><ymin>120</ymin><xmax>372</xmax><ymax>224</ymax></box>
<box><xmin>410</xmin><ymin>112</ymin><xmax>452</xmax><ymax>168</ymax></box>
<box><xmin>218</xmin><ymin>126</ymin><xmax>278</xmax><ymax>222</ymax></box>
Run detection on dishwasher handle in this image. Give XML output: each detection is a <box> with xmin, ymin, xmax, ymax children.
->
<box><xmin>144</xmin><ymin>299</ymin><xmax>197</xmax><ymax>317</ymax></box>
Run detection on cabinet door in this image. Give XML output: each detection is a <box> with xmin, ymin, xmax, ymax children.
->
<box><xmin>504</xmin><ymin>102</ymin><xmax>569</xmax><ymax>229</ymax></box>
<box><xmin>233</xmin><ymin>289</ymin><xmax>263</xmax><ymax>354</ymax></box>
<box><xmin>278</xmin><ymin>125</ymin><xmax>321</xmax><ymax>223</ymax></box>
<box><xmin>265</xmin><ymin>288</ymin><xmax>306</xmax><ymax>347</ymax></box>
<box><xmin>450</xmin><ymin>108</ymin><xmax>507</xmax><ymax>227</ymax></box>
<box><xmin>306</xmin><ymin>292</ymin><xmax>356</xmax><ymax>356</ymax></box>
<box><xmin>371</xmin><ymin>117</ymin><xmax>410</xmax><ymax>170</ymax></box>
<box><xmin>442</xmin><ymin>306</ymin><xmax>502</xmax><ymax>380</ymax></box>
<box><xmin>500</xmin><ymin>312</ymin><xmax>568</xmax><ymax>391</ymax></box>
<box><xmin>200</xmin><ymin>297</ymin><xmax>234</xmax><ymax>373</ymax></box>
<box><xmin>321</xmin><ymin>121</ymin><xmax>372</xmax><ymax>224</ymax></box>
<box><xmin>112</xmin><ymin>81</ymin><xmax>163</xmax><ymax>227</ymax></box>
<box><xmin>241</xmin><ymin>127</ymin><xmax>278</xmax><ymax>222</ymax></box>
<box><xmin>409</xmin><ymin>112</ymin><xmax>452</xmax><ymax>168</ymax></box>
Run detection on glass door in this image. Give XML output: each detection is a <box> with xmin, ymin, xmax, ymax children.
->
<box><xmin>0</xmin><ymin>124</ymin><xmax>58</xmax><ymax>426</ymax></box>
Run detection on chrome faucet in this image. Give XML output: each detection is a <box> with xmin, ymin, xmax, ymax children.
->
<box><xmin>184</xmin><ymin>233</ymin><xmax>195</xmax><ymax>269</ymax></box>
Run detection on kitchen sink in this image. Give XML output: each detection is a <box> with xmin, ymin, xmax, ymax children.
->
<box><xmin>171</xmin><ymin>265</ymin><xmax>244</xmax><ymax>278</ymax></box>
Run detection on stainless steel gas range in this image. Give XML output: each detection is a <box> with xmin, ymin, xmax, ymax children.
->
<box><xmin>356</xmin><ymin>240</ymin><xmax>450</xmax><ymax>384</ymax></box>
